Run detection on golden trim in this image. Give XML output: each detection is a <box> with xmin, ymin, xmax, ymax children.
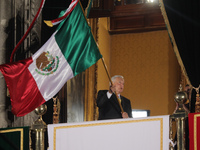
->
<box><xmin>53</xmin><ymin>118</ymin><xmax>164</xmax><ymax>150</ymax></box>
<box><xmin>84</xmin><ymin>18</ymin><xmax>99</xmax><ymax>121</ymax></box>
<box><xmin>159</xmin><ymin>0</ymin><xmax>191</xmax><ymax>86</ymax></box>
<box><xmin>0</xmin><ymin>128</ymin><xmax>24</xmax><ymax>150</ymax></box>
<box><xmin>194</xmin><ymin>114</ymin><xmax>200</xmax><ymax>150</ymax></box>
<box><xmin>84</xmin><ymin>0</ymin><xmax>92</xmax><ymax>17</ymax></box>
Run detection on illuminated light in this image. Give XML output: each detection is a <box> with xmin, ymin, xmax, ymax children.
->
<box><xmin>132</xmin><ymin>109</ymin><xmax>150</xmax><ymax>118</ymax></box>
<box><xmin>146</xmin><ymin>0</ymin><xmax>155</xmax><ymax>3</ymax></box>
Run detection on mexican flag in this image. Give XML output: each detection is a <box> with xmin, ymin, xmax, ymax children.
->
<box><xmin>0</xmin><ymin>1</ymin><xmax>102</xmax><ymax>117</ymax></box>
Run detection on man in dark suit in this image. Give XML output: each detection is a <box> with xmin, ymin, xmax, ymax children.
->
<box><xmin>96</xmin><ymin>75</ymin><xmax>132</xmax><ymax>120</ymax></box>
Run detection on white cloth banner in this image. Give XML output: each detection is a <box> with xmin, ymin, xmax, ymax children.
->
<box><xmin>48</xmin><ymin>115</ymin><xmax>169</xmax><ymax>150</ymax></box>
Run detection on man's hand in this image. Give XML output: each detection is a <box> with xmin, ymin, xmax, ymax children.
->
<box><xmin>122</xmin><ymin>112</ymin><xmax>129</xmax><ymax>118</ymax></box>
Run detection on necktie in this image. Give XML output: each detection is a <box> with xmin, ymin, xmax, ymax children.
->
<box><xmin>118</xmin><ymin>96</ymin><xmax>121</xmax><ymax>103</ymax></box>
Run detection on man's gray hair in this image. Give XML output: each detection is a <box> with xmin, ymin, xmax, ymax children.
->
<box><xmin>111</xmin><ymin>75</ymin><xmax>124</xmax><ymax>84</ymax></box>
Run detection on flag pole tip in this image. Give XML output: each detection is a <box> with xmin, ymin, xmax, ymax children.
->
<box><xmin>44</xmin><ymin>20</ymin><xmax>53</xmax><ymax>27</ymax></box>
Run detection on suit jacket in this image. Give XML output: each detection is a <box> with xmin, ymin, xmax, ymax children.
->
<box><xmin>96</xmin><ymin>90</ymin><xmax>132</xmax><ymax>120</ymax></box>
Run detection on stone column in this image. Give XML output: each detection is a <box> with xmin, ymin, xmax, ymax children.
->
<box><xmin>0</xmin><ymin>0</ymin><xmax>14</xmax><ymax>128</ymax></box>
<box><xmin>0</xmin><ymin>0</ymin><xmax>42</xmax><ymax>127</ymax></box>
<box><xmin>12</xmin><ymin>0</ymin><xmax>42</xmax><ymax>127</ymax></box>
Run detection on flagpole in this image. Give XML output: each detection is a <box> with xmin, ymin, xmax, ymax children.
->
<box><xmin>79</xmin><ymin>1</ymin><xmax>124</xmax><ymax>113</ymax></box>
<box><xmin>101</xmin><ymin>57</ymin><xmax>124</xmax><ymax>113</ymax></box>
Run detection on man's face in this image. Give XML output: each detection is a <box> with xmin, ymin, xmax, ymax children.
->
<box><xmin>113</xmin><ymin>77</ymin><xmax>124</xmax><ymax>94</ymax></box>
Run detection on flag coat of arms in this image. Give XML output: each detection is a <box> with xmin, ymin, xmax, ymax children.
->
<box><xmin>0</xmin><ymin>1</ymin><xmax>102</xmax><ymax>117</ymax></box>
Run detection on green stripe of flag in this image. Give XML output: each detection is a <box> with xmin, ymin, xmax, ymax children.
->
<box><xmin>55</xmin><ymin>2</ymin><xmax>102</xmax><ymax>76</ymax></box>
